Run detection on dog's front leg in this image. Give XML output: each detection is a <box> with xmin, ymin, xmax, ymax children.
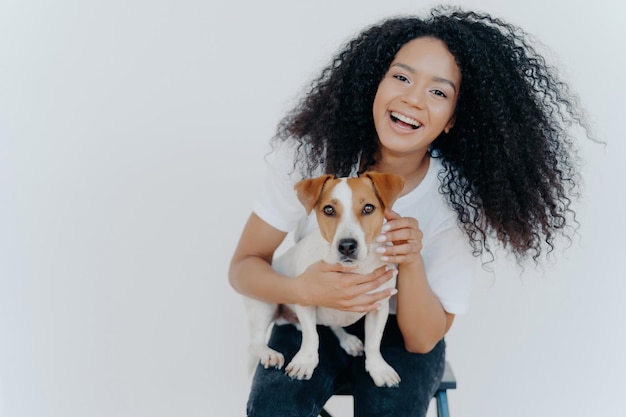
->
<box><xmin>284</xmin><ymin>305</ymin><xmax>319</xmax><ymax>380</ymax></box>
<box><xmin>364</xmin><ymin>303</ymin><xmax>401</xmax><ymax>387</ymax></box>
<box><xmin>244</xmin><ymin>298</ymin><xmax>285</xmax><ymax>371</ymax></box>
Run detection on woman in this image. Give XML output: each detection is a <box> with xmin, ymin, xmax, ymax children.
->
<box><xmin>229</xmin><ymin>6</ymin><xmax>591</xmax><ymax>416</ymax></box>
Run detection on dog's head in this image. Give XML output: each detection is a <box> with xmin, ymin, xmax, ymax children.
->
<box><xmin>294</xmin><ymin>172</ymin><xmax>405</xmax><ymax>265</ymax></box>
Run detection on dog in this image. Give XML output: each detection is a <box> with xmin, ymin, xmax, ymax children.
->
<box><xmin>245</xmin><ymin>171</ymin><xmax>405</xmax><ymax>387</ymax></box>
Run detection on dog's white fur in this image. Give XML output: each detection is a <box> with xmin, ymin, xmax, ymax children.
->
<box><xmin>245</xmin><ymin>172</ymin><xmax>405</xmax><ymax>387</ymax></box>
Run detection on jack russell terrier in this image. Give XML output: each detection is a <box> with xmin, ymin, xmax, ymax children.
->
<box><xmin>245</xmin><ymin>172</ymin><xmax>405</xmax><ymax>387</ymax></box>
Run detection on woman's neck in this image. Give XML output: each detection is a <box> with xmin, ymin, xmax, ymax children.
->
<box><xmin>371</xmin><ymin>151</ymin><xmax>430</xmax><ymax>197</ymax></box>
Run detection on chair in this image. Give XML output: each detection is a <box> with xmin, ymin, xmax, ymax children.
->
<box><xmin>319</xmin><ymin>361</ymin><xmax>456</xmax><ymax>417</ymax></box>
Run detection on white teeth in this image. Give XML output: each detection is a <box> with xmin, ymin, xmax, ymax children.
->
<box><xmin>391</xmin><ymin>111</ymin><xmax>421</xmax><ymax>128</ymax></box>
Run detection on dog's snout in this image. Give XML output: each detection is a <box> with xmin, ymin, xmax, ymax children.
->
<box><xmin>337</xmin><ymin>238</ymin><xmax>358</xmax><ymax>257</ymax></box>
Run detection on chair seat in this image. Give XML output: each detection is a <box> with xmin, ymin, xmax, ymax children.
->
<box><xmin>438</xmin><ymin>361</ymin><xmax>457</xmax><ymax>390</ymax></box>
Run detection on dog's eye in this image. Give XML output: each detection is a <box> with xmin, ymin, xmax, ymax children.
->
<box><xmin>362</xmin><ymin>204</ymin><xmax>375</xmax><ymax>215</ymax></box>
<box><xmin>323</xmin><ymin>205</ymin><xmax>335</xmax><ymax>216</ymax></box>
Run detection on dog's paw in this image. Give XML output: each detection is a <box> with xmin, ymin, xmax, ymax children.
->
<box><xmin>284</xmin><ymin>351</ymin><xmax>319</xmax><ymax>380</ymax></box>
<box><xmin>366</xmin><ymin>359</ymin><xmax>401</xmax><ymax>388</ymax></box>
<box><xmin>337</xmin><ymin>333</ymin><xmax>364</xmax><ymax>357</ymax></box>
<box><xmin>251</xmin><ymin>346</ymin><xmax>285</xmax><ymax>369</ymax></box>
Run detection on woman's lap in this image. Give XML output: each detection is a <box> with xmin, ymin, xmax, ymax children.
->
<box><xmin>246</xmin><ymin>316</ymin><xmax>445</xmax><ymax>417</ymax></box>
<box><xmin>351</xmin><ymin>340</ymin><xmax>445</xmax><ymax>416</ymax></box>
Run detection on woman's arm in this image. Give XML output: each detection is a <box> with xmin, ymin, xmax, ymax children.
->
<box><xmin>228</xmin><ymin>213</ymin><xmax>296</xmax><ymax>304</ymax></box>
<box><xmin>229</xmin><ymin>213</ymin><xmax>396</xmax><ymax>311</ymax></box>
<box><xmin>377</xmin><ymin>210</ymin><xmax>454</xmax><ymax>353</ymax></box>
<box><xmin>396</xmin><ymin>258</ymin><xmax>454</xmax><ymax>353</ymax></box>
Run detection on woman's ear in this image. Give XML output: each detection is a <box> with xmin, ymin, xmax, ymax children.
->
<box><xmin>444</xmin><ymin>116</ymin><xmax>456</xmax><ymax>134</ymax></box>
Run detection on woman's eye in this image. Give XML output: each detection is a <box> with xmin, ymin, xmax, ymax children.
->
<box><xmin>362</xmin><ymin>204</ymin><xmax>375</xmax><ymax>215</ymax></box>
<box><xmin>393</xmin><ymin>74</ymin><xmax>409</xmax><ymax>83</ymax></box>
<box><xmin>431</xmin><ymin>89</ymin><xmax>447</xmax><ymax>98</ymax></box>
<box><xmin>323</xmin><ymin>205</ymin><xmax>335</xmax><ymax>216</ymax></box>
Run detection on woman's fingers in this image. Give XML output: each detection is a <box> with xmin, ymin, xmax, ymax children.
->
<box><xmin>333</xmin><ymin>266</ymin><xmax>397</xmax><ymax>311</ymax></box>
<box><xmin>379</xmin><ymin>218</ymin><xmax>421</xmax><ymax>242</ymax></box>
<box><xmin>309</xmin><ymin>263</ymin><xmax>394</xmax><ymax>312</ymax></box>
<box><xmin>343</xmin><ymin>266</ymin><xmax>393</xmax><ymax>291</ymax></box>
<box><xmin>336</xmin><ymin>286</ymin><xmax>398</xmax><ymax>312</ymax></box>
<box><xmin>377</xmin><ymin>241</ymin><xmax>422</xmax><ymax>263</ymax></box>
<box><xmin>377</xmin><ymin>212</ymin><xmax>423</xmax><ymax>263</ymax></box>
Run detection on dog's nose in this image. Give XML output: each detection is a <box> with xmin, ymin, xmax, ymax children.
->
<box><xmin>337</xmin><ymin>238</ymin><xmax>358</xmax><ymax>257</ymax></box>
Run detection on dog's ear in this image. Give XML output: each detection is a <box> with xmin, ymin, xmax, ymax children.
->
<box><xmin>294</xmin><ymin>174</ymin><xmax>334</xmax><ymax>214</ymax></box>
<box><xmin>363</xmin><ymin>172</ymin><xmax>405</xmax><ymax>210</ymax></box>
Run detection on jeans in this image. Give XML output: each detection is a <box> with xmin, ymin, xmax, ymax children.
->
<box><xmin>247</xmin><ymin>315</ymin><xmax>446</xmax><ymax>417</ymax></box>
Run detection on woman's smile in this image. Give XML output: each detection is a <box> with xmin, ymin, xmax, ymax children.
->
<box><xmin>389</xmin><ymin>111</ymin><xmax>422</xmax><ymax>130</ymax></box>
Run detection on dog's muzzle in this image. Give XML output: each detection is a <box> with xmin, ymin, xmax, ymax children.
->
<box><xmin>337</xmin><ymin>238</ymin><xmax>359</xmax><ymax>263</ymax></box>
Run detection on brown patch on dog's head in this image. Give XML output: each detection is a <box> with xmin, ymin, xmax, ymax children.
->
<box><xmin>361</xmin><ymin>172</ymin><xmax>405</xmax><ymax>211</ymax></box>
<box><xmin>294</xmin><ymin>174</ymin><xmax>334</xmax><ymax>214</ymax></box>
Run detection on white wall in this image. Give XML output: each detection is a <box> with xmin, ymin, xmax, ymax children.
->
<box><xmin>1</xmin><ymin>1</ymin><xmax>624</xmax><ymax>416</ymax></box>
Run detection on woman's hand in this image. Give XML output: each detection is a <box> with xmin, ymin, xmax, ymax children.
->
<box><xmin>295</xmin><ymin>261</ymin><xmax>396</xmax><ymax>313</ymax></box>
<box><xmin>375</xmin><ymin>210</ymin><xmax>423</xmax><ymax>265</ymax></box>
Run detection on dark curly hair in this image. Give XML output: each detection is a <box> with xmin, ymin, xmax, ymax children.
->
<box><xmin>272</xmin><ymin>6</ymin><xmax>592</xmax><ymax>263</ymax></box>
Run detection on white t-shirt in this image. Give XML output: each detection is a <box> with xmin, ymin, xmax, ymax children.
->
<box><xmin>253</xmin><ymin>143</ymin><xmax>476</xmax><ymax>315</ymax></box>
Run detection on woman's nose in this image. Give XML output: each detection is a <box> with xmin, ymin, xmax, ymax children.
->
<box><xmin>402</xmin><ymin>87</ymin><xmax>425</xmax><ymax>108</ymax></box>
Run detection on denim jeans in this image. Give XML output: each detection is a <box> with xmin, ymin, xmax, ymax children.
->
<box><xmin>247</xmin><ymin>315</ymin><xmax>446</xmax><ymax>417</ymax></box>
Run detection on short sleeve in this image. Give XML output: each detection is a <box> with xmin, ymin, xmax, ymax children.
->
<box><xmin>421</xmin><ymin>219</ymin><xmax>477</xmax><ymax>315</ymax></box>
<box><xmin>252</xmin><ymin>142</ymin><xmax>307</xmax><ymax>233</ymax></box>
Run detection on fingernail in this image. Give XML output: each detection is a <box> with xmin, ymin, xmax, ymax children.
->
<box><xmin>390</xmin><ymin>289</ymin><xmax>398</xmax><ymax>296</ymax></box>
<box><xmin>381</xmin><ymin>256</ymin><xmax>389</xmax><ymax>262</ymax></box>
<box><xmin>382</xmin><ymin>224</ymin><xmax>390</xmax><ymax>232</ymax></box>
<box><xmin>376</xmin><ymin>234</ymin><xmax>386</xmax><ymax>242</ymax></box>
<box><xmin>375</xmin><ymin>246</ymin><xmax>386</xmax><ymax>253</ymax></box>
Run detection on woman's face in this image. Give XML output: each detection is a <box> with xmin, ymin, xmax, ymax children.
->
<box><xmin>372</xmin><ymin>37</ymin><xmax>461</xmax><ymax>157</ymax></box>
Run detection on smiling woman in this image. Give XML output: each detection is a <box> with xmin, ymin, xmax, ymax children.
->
<box><xmin>228</xmin><ymin>5</ymin><xmax>597</xmax><ymax>417</ymax></box>
<box><xmin>0</xmin><ymin>0</ymin><xmax>622</xmax><ymax>416</ymax></box>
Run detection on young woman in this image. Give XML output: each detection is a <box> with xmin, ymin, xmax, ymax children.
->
<box><xmin>229</xmin><ymin>6</ymin><xmax>591</xmax><ymax>417</ymax></box>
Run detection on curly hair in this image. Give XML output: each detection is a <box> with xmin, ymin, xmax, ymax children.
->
<box><xmin>272</xmin><ymin>6</ymin><xmax>592</xmax><ymax>263</ymax></box>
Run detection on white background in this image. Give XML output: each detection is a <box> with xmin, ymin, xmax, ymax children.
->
<box><xmin>1</xmin><ymin>0</ymin><xmax>625</xmax><ymax>416</ymax></box>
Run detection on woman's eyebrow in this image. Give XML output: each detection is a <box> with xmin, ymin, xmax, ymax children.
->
<box><xmin>390</xmin><ymin>62</ymin><xmax>457</xmax><ymax>93</ymax></box>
